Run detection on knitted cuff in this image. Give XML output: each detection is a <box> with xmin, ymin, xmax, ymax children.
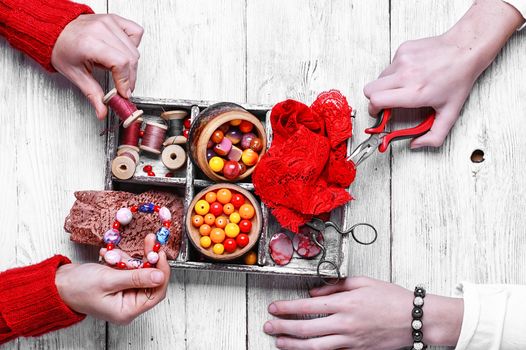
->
<box><xmin>0</xmin><ymin>255</ymin><xmax>86</xmax><ymax>338</ymax></box>
<box><xmin>1</xmin><ymin>0</ymin><xmax>94</xmax><ymax>71</ymax></box>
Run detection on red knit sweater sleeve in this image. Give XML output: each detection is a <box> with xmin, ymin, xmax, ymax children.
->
<box><xmin>0</xmin><ymin>0</ymin><xmax>94</xmax><ymax>71</ymax></box>
<box><xmin>0</xmin><ymin>255</ymin><xmax>86</xmax><ymax>345</ymax></box>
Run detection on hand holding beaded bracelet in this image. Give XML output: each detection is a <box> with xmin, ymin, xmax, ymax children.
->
<box><xmin>410</xmin><ymin>285</ymin><xmax>427</xmax><ymax>350</ymax></box>
<box><xmin>103</xmin><ymin>202</ymin><xmax>171</xmax><ymax>269</ymax></box>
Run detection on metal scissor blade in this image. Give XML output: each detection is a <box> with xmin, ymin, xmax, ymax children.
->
<box><xmin>347</xmin><ymin>134</ymin><xmax>383</xmax><ymax>167</ymax></box>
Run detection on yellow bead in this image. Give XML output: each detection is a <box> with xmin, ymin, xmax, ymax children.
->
<box><xmin>229</xmin><ymin>212</ymin><xmax>241</xmax><ymax>224</ymax></box>
<box><xmin>225</xmin><ymin>223</ymin><xmax>240</xmax><ymax>238</ymax></box>
<box><xmin>229</xmin><ymin>119</ymin><xmax>242</xmax><ymax>126</ymax></box>
<box><xmin>213</xmin><ymin>243</ymin><xmax>225</xmax><ymax>255</ymax></box>
<box><xmin>209</xmin><ymin>156</ymin><xmax>225</xmax><ymax>172</ymax></box>
<box><xmin>244</xmin><ymin>251</ymin><xmax>257</xmax><ymax>265</ymax></box>
<box><xmin>194</xmin><ymin>200</ymin><xmax>210</xmax><ymax>215</ymax></box>
<box><xmin>200</xmin><ymin>236</ymin><xmax>212</xmax><ymax>248</ymax></box>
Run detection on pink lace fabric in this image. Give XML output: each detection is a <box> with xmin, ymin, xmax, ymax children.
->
<box><xmin>253</xmin><ymin>90</ymin><xmax>356</xmax><ymax>233</ymax></box>
<box><xmin>64</xmin><ymin>190</ymin><xmax>184</xmax><ymax>259</ymax></box>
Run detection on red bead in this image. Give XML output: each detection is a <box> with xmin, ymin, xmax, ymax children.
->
<box><xmin>154</xmin><ymin>205</ymin><xmax>160</xmax><ymax>212</ymax></box>
<box><xmin>131</xmin><ymin>205</ymin><xmax>138</xmax><ymax>213</ymax></box>
<box><xmin>165</xmin><ymin>172</ymin><xmax>174</xmax><ymax>178</ymax></box>
<box><xmin>106</xmin><ymin>243</ymin><xmax>115</xmax><ymax>251</ymax></box>
<box><xmin>163</xmin><ymin>221</ymin><xmax>171</xmax><ymax>228</ymax></box>
<box><xmin>147</xmin><ymin>171</ymin><xmax>156</xmax><ymax>177</ymax></box>
<box><xmin>112</xmin><ymin>221</ymin><xmax>121</xmax><ymax>229</ymax></box>
<box><xmin>139</xmin><ymin>130</ymin><xmax>145</xmax><ymax>138</ymax></box>
<box><xmin>142</xmin><ymin>262</ymin><xmax>152</xmax><ymax>268</ymax></box>
<box><xmin>153</xmin><ymin>242</ymin><xmax>161</xmax><ymax>253</ymax></box>
<box><xmin>183</xmin><ymin>118</ymin><xmax>191</xmax><ymax>129</ymax></box>
<box><xmin>143</xmin><ymin>165</ymin><xmax>152</xmax><ymax>173</ymax></box>
<box><xmin>183</xmin><ymin>129</ymin><xmax>189</xmax><ymax>138</ymax></box>
<box><xmin>117</xmin><ymin>262</ymin><xmax>127</xmax><ymax>269</ymax></box>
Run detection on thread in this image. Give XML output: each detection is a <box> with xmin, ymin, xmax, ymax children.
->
<box><xmin>103</xmin><ymin>88</ymin><xmax>143</xmax><ymax>128</ymax></box>
<box><xmin>120</xmin><ymin>117</ymin><xmax>143</xmax><ymax>150</ymax></box>
<box><xmin>140</xmin><ymin>121</ymin><xmax>167</xmax><ymax>155</ymax></box>
<box><xmin>161</xmin><ymin>110</ymin><xmax>187</xmax><ymax>137</ymax></box>
<box><xmin>162</xmin><ymin>144</ymin><xmax>186</xmax><ymax>170</ymax></box>
<box><xmin>117</xmin><ymin>145</ymin><xmax>140</xmax><ymax>162</ymax></box>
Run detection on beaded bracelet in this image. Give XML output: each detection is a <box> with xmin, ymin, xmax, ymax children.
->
<box><xmin>410</xmin><ymin>285</ymin><xmax>427</xmax><ymax>350</ymax></box>
<box><xmin>103</xmin><ymin>203</ymin><xmax>171</xmax><ymax>269</ymax></box>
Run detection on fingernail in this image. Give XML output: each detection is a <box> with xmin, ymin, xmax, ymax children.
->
<box><xmin>151</xmin><ymin>271</ymin><xmax>164</xmax><ymax>284</ymax></box>
<box><xmin>276</xmin><ymin>338</ymin><xmax>285</xmax><ymax>348</ymax></box>
<box><xmin>263</xmin><ymin>322</ymin><xmax>274</xmax><ymax>334</ymax></box>
<box><xmin>268</xmin><ymin>303</ymin><xmax>277</xmax><ymax>314</ymax></box>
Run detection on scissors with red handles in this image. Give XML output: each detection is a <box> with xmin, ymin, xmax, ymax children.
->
<box><xmin>348</xmin><ymin>109</ymin><xmax>436</xmax><ymax>166</ymax></box>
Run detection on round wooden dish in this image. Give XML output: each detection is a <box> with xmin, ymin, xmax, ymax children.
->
<box><xmin>186</xmin><ymin>183</ymin><xmax>262</xmax><ymax>261</ymax></box>
<box><xmin>188</xmin><ymin>102</ymin><xmax>267</xmax><ymax>182</ymax></box>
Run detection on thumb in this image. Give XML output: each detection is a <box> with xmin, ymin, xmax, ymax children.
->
<box><xmin>105</xmin><ymin>267</ymin><xmax>165</xmax><ymax>292</ymax></box>
<box><xmin>74</xmin><ymin>72</ymin><xmax>108</xmax><ymax>120</ymax></box>
<box><xmin>410</xmin><ymin>107</ymin><xmax>458</xmax><ymax>149</ymax></box>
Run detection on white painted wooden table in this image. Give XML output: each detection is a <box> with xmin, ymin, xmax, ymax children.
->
<box><xmin>1</xmin><ymin>1</ymin><xmax>526</xmax><ymax>349</ymax></box>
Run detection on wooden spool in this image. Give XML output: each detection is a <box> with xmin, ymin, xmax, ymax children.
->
<box><xmin>103</xmin><ymin>88</ymin><xmax>143</xmax><ymax>128</ymax></box>
<box><xmin>188</xmin><ymin>102</ymin><xmax>266</xmax><ymax>182</ymax></box>
<box><xmin>162</xmin><ymin>144</ymin><xmax>186</xmax><ymax>170</ymax></box>
<box><xmin>186</xmin><ymin>183</ymin><xmax>262</xmax><ymax>261</ymax></box>
<box><xmin>163</xmin><ymin>135</ymin><xmax>187</xmax><ymax>146</ymax></box>
<box><xmin>139</xmin><ymin>121</ymin><xmax>167</xmax><ymax>155</ymax></box>
<box><xmin>111</xmin><ymin>146</ymin><xmax>139</xmax><ymax>180</ymax></box>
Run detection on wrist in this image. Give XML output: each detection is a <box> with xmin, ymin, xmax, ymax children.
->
<box><xmin>443</xmin><ymin>0</ymin><xmax>523</xmax><ymax>75</ymax></box>
<box><xmin>423</xmin><ymin>294</ymin><xmax>464</xmax><ymax>346</ymax></box>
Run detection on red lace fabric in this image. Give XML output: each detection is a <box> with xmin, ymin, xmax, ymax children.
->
<box><xmin>253</xmin><ymin>90</ymin><xmax>356</xmax><ymax>233</ymax></box>
<box><xmin>64</xmin><ymin>190</ymin><xmax>183</xmax><ymax>259</ymax></box>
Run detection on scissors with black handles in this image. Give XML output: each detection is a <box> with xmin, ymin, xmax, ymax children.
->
<box><xmin>348</xmin><ymin>108</ymin><xmax>436</xmax><ymax>166</ymax></box>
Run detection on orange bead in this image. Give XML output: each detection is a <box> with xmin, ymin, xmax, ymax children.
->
<box><xmin>192</xmin><ymin>215</ymin><xmax>204</xmax><ymax>227</ymax></box>
<box><xmin>223</xmin><ymin>203</ymin><xmax>235</xmax><ymax>215</ymax></box>
<box><xmin>205</xmin><ymin>192</ymin><xmax>217</xmax><ymax>203</ymax></box>
<box><xmin>244</xmin><ymin>251</ymin><xmax>257</xmax><ymax>265</ymax></box>
<box><xmin>215</xmin><ymin>216</ymin><xmax>228</xmax><ymax>229</ymax></box>
<box><xmin>216</xmin><ymin>188</ymin><xmax>232</xmax><ymax>204</ymax></box>
<box><xmin>204</xmin><ymin>213</ymin><xmax>216</xmax><ymax>225</ymax></box>
<box><xmin>239</xmin><ymin>204</ymin><xmax>255</xmax><ymax>219</ymax></box>
<box><xmin>199</xmin><ymin>224</ymin><xmax>212</xmax><ymax>236</ymax></box>
<box><xmin>241</xmin><ymin>149</ymin><xmax>259</xmax><ymax>166</ymax></box>
<box><xmin>210</xmin><ymin>228</ymin><xmax>226</xmax><ymax>243</ymax></box>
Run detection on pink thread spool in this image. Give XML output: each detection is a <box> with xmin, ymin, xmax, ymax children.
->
<box><xmin>103</xmin><ymin>88</ymin><xmax>143</xmax><ymax>128</ymax></box>
<box><xmin>140</xmin><ymin>121</ymin><xmax>167</xmax><ymax>155</ymax></box>
<box><xmin>112</xmin><ymin>146</ymin><xmax>140</xmax><ymax>180</ymax></box>
<box><xmin>120</xmin><ymin>117</ymin><xmax>142</xmax><ymax>151</ymax></box>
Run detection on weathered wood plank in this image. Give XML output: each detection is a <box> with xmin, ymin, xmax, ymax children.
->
<box><xmin>107</xmin><ymin>1</ymin><xmax>247</xmax><ymax>349</ymax></box>
<box><xmin>0</xmin><ymin>1</ymin><xmax>108</xmax><ymax>349</ymax></box>
<box><xmin>245</xmin><ymin>1</ymin><xmax>391</xmax><ymax>348</ymax></box>
<box><xmin>391</xmin><ymin>1</ymin><xmax>526</xmax><ymax>349</ymax></box>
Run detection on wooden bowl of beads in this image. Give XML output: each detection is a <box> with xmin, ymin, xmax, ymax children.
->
<box><xmin>188</xmin><ymin>102</ymin><xmax>266</xmax><ymax>182</ymax></box>
<box><xmin>186</xmin><ymin>183</ymin><xmax>262</xmax><ymax>261</ymax></box>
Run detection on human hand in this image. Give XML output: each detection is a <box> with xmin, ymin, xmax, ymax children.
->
<box><xmin>264</xmin><ymin>277</ymin><xmax>463</xmax><ymax>350</ymax></box>
<box><xmin>51</xmin><ymin>14</ymin><xmax>144</xmax><ymax>120</ymax></box>
<box><xmin>363</xmin><ymin>0</ymin><xmax>524</xmax><ymax>148</ymax></box>
<box><xmin>55</xmin><ymin>234</ymin><xmax>170</xmax><ymax>325</ymax></box>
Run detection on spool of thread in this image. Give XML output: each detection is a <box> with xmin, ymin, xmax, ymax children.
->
<box><xmin>120</xmin><ymin>117</ymin><xmax>143</xmax><ymax>151</ymax></box>
<box><xmin>163</xmin><ymin>135</ymin><xmax>187</xmax><ymax>146</ymax></box>
<box><xmin>140</xmin><ymin>121</ymin><xmax>167</xmax><ymax>154</ymax></box>
<box><xmin>117</xmin><ymin>145</ymin><xmax>140</xmax><ymax>162</ymax></box>
<box><xmin>162</xmin><ymin>144</ymin><xmax>186</xmax><ymax>171</ymax></box>
<box><xmin>103</xmin><ymin>88</ymin><xmax>143</xmax><ymax>128</ymax></box>
<box><xmin>112</xmin><ymin>147</ymin><xmax>139</xmax><ymax>180</ymax></box>
<box><xmin>161</xmin><ymin>110</ymin><xmax>187</xmax><ymax>137</ymax></box>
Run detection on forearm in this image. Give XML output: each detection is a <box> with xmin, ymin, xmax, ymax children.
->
<box><xmin>443</xmin><ymin>0</ymin><xmax>524</xmax><ymax>76</ymax></box>
<box><xmin>423</xmin><ymin>294</ymin><xmax>464</xmax><ymax>347</ymax></box>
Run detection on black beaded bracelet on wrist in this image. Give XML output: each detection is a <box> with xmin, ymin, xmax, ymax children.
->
<box><xmin>410</xmin><ymin>285</ymin><xmax>427</xmax><ymax>350</ymax></box>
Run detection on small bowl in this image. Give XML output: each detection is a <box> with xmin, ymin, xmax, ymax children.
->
<box><xmin>188</xmin><ymin>102</ymin><xmax>267</xmax><ymax>182</ymax></box>
<box><xmin>186</xmin><ymin>183</ymin><xmax>262</xmax><ymax>261</ymax></box>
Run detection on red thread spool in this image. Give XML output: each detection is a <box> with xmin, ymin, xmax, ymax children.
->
<box><xmin>112</xmin><ymin>146</ymin><xmax>139</xmax><ymax>180</ymax></box>
<box><xmin>103</xmin><ymin>88</ymin><xmax>143</xmax><ymax>128</ymax></box>
<box><xmin>140</xmin><ymin>121</ymin><xmax>167</xmax><ymax>155</ymax></box>
<box><xmin>120</xmin><ymin>117</ymin><xmax>142</xmax><ymax>151</ymax></box>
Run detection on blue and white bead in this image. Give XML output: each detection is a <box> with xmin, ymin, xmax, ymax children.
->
<box><xmin>156</xmin><ymin>227</ymin><xmax>170</xmax><ymax>244</ymax></box>
<box><xmin>103</xmin><ymin>229</ymin><xmax>122</xmax><ymax>244</ymax></box>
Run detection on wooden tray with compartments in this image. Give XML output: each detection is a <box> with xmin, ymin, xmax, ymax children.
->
<box><xmin>104</xmin><ymin>97</ymin><xmax>352</xmax><ymax>278</ymax></box>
